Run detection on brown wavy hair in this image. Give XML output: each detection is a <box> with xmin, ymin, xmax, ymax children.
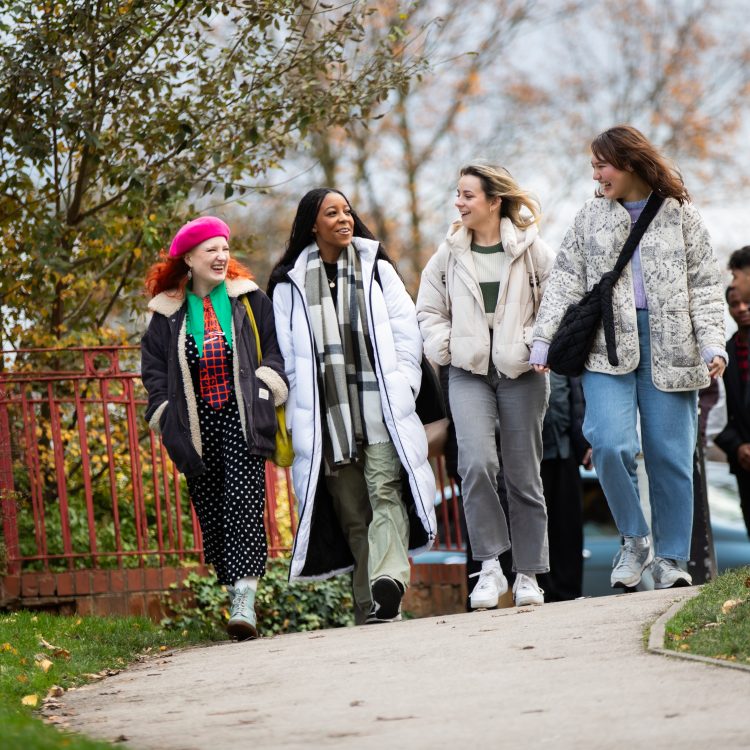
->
<box><xmin>144</xmin><ymin>252</ymin><xmax>253</xmax><ymax>298</ymax></box>
<box><xmin>591</xmin><ymin>125</ymin><xmax>690</xmax><ymax>204</ymax></box>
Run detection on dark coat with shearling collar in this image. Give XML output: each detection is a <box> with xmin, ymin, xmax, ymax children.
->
<box><xmin>141</xmin><ymin>277</ymin><xmax>288</xmax><ymax>477</ymax></box>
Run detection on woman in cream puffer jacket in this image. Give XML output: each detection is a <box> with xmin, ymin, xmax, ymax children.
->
<box><xmin>417</xmin><ymin>163</ymin><xmax>555</xmax><ymax>611</ymax></box>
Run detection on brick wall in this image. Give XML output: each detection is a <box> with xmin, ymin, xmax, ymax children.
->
<box><xmin>1</xmin><ymin>563</ymin><xmax>484</xmax><ymax>622</ymax></box>
<box><xmin>0</xmin><ymin>566</ymin><xmax>211</xmax><ymax>619</ymax></box>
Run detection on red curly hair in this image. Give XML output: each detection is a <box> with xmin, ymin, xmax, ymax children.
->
<box><xmin>145</xmin><ymin>252</ymin><xmax>254</xmax><ymax>298</ymax></box>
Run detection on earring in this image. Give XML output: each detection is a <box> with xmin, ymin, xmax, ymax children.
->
<box><xmin>187</xmin><ymin>268</ymin><xmax>192</xmax><ymax>280</ymax></box>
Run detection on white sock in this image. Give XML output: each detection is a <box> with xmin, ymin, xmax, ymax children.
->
<box><xmin>234</xmin><ymin>576</ymin><xmax>258</xmax><ymax>591</ymax></box>
<box><xmin>481</xmin><ymin>558</ymin><xmax>500</xmax><ymax>572</ymax></box>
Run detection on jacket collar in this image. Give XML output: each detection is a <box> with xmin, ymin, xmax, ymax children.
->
<box><xmin>445</xmin><ymin>217</ymin><xmax>538</xmax><ymax>261</ymax></box>
<box><xmin>148</xmin><ymin>277</ymin><xmax>258</xmax><ymax>316</ymax></box>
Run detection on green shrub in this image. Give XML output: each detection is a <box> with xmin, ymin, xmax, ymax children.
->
<box><xmin>161</xmin><ymin>559</ymin><xmax>355</xmax><ymax>638</ymax></box>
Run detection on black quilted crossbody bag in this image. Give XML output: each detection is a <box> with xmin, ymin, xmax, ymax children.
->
<box><xmin>547</xmin><ymin>193</ymin><xmax>664</xmax><ymax>377</ymax></box>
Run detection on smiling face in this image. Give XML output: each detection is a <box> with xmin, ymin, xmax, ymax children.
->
<box><xmin>184</xmin><ymin>236</ymin><xmax>230</xmax><ymax>296</ymax></box>
<box><xmin>731</xmin><ymin>268</ymin><xmax>750</xmax><ymax>306</ymax></box>
<box><xmin>313</xmin><ymin>192</ymin><xmax>354</xmax><ymax>261</ymax></box>
<box><xmin>728</xmin><ymin>286</ymin><xmax>750</xmax><ymax>329</ymax></box>
<box><xmin>455</xmin><ymin>174</ymin><xmax>499</xmax><ymax>234</ymax></box>
<box><xmin>591</xmin><ymin>153</ymin><xmax>650</xmax><ymax>202</ymax></box>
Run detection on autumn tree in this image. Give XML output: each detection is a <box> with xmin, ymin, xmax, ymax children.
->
<box><xmin>0</xmin><ymin>0</ymin><xmax>429</xmax><ymax>349</ymax></box>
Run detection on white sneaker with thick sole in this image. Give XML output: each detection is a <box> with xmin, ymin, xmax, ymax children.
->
<box><xmin>469</xmin><ymin>562</ymin><xmax>508</xmax><ymax>610</ymax></box>
<box><xmin>513</xmin><ymin>573</ymin><xmax>544</xmax><ymax>606</ymax></box>
<box><xmin>650</xmin><ymin>556</ymin><xmax>692</xmax><ymax>589</ymax></box>
<box><xmin>611</xmin><ymin>536</ymin><xmax>653</xmax><ymax>589</ymax></box>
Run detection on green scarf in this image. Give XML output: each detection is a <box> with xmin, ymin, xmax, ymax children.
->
<box><xmin>185</xmin><ymin>281</ymin><xmax>233</xmax><ymax>357</ymax></box>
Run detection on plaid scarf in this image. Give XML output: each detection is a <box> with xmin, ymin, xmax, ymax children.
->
<box><xmin>305</xmin><ymin>243</ymin><xmax>388</xmax><ymax>468</ymax></box>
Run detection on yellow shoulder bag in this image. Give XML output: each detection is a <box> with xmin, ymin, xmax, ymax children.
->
<box><xmin>241</xmin><ymin>295</ymin><xmax>294</xmax><ymax>468</ymax></box>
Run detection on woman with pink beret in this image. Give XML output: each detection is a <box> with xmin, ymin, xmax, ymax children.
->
<box><xmin>141</xmin><ymin>216</ymin><xmax>288</xmax><ymax>639</ymax></box>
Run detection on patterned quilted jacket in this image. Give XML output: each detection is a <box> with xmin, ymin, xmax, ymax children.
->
<box><xmin>532</xmin><ymin>196</ymin><xmax>725</xmax><ymax>392</ymax></box>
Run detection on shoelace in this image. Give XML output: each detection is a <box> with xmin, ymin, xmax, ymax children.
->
<box><xmin>613</xmin><ymin>542</ymin><xmax>639</xmax><ymax>570</ymax></box>
<box><xmin>232</xmin><ymin>588</ymin><xmax>251</xmax><ymax>616</ymax></box>
<box><xmin>470</xmin><ymin>568</ymin><xmax>499</xmax><ymax>592</ymax></box>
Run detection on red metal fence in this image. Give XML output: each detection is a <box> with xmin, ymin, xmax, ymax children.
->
<box><xmin>0</xmin><ymin>347</ymin><xmax>461</xmax><ymax>577</ymax></box>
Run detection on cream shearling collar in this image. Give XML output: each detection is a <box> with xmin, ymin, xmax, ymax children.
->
<box><xmin>445</xmin><ymin>216</ymin><xmax>539</xmax><ymax>260</ymax></box>
<box><xmin>148</xmin><ymin>277</ymin><xmax>258</xmax><ymax>317</ymax></box>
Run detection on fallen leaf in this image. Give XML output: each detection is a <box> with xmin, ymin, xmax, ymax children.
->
<box><xmin>36</xmin><ymin>657</ymin><xmax>54</xmax><ymax>673</ymax></box>
<box><xmin>46</xmin><ymin>685</ymin><xmax>64</xmax><ymax>699</ymax></box>
<box><xmin>17</xmin><ymin>674</ymin><xmax>28</xmax><ymax>683</ymax></box>
<box><xmin>721</xmin><ymin>599</ymin><xmax>741</xmax><ymax>614</ymax></box>
<box><xmin>38</xmin><ymin>637</ymin><xmax>70</xmax><ymax>659</ymax></box>
<box><xmin>21</xmin><ymin>694</ymin><xmax>38</xmax><ymax>707</ymax></box>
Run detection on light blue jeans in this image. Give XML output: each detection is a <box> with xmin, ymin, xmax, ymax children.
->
<box><xmin>582</xmin><ymin>310</ymin><xmax>698</xmax><ymax>561</ymax></box>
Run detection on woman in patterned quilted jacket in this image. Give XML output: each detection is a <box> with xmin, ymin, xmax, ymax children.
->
<box><xmin>531</xmin><ymin>125</ymin><xmax>726</xmax><ymax>590</ymax></box>
<box><xmin>141</xmin><ymin>217</ymin><xmax>288</xmax><ymax>640</ymax></box>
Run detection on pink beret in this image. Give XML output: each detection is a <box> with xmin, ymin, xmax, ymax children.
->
<box><xmin>168</xmin><ymin>216</ymin><xmax>230</xmax><ymax>258</ymax></box>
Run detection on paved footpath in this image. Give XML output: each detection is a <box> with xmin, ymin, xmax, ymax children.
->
<box><xmin>60</xmin><ymin>588</ymin><xmax>748</xmax><ymax>749</ymax></box>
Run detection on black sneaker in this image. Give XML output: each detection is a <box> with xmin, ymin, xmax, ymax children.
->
<box><xmin>366</xmin><ymin>576</ymin><xmax>404</xmax><ymax>623</ymax></box>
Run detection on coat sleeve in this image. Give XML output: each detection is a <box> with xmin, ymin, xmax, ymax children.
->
<box><xmin>682</xmin><ymin>204</ymin><xmax>726</xmax><ymax>354</ymax></box>
<box><xmin>377</xmin><ymin>260</ymin><xmax>422</xmax><ymax>396</ymax></box>
<box><xmin>416</xmin><ymin>246</ymin><xmax>452</xmax><ymax>366</ymax></box>
<box><xmin>272</xmin><ymin>285</ymin><xmax>297</xmax><ymax>428</ymax></box>
<box><xmin>532</xmin><ymin>207</ymin><xmax>589</xmax><ymax>343</ymax></box>
<box><xmin>140</xmin><ymin>313</ymin><xmax>170</xmax><ymax>433</ymax></box>
<box><xmin>249</xmin><ymin>290</ymin><xmax>289</xmax><ymax>407</ymax></box>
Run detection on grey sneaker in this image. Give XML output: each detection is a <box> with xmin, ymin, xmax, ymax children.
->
<box><xmin>469</xmin><ymin>561</ymin><xmax>508</xmax><ymax>609</ymax></box>
<box><xmin>651</xmin><ymin>557</ymin><xmax>692</xmax><ymax>589</ymax></box>
<box><xmin>227</xmin><ymin>584</ymin><xmax>258</xmax><ymax>640</ymax></box>
<box><xmin>611</xmin><ymin>536</ymin><xmax>653</xmax><ymax>589</ymax></box>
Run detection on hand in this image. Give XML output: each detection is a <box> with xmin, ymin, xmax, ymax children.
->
<box><xmin>581</xmin><ymin>447</ymin><xmax>593</xmax><ymax>470</ymax></box>
<box><xmin>532</xmin><ymin>364</ymin><xmax>549</xmax><ymax>374</ymax></box>
<box><xmin>708</xmin><ymin>355</ymin><xmax>726</xmax><ymax>379</ymax></box>
<box><xmin>738</xmin><ymin>444</ymin><xmax>750</xmax><ymax>472</ymax></box>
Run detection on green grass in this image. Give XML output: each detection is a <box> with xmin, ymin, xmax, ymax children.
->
<box><xmin>664</xmin><ymin>566</ymin><xmax>750</xmax><ymax>664</ymax></box>
<box><xmin>0</xmin><ymin>611</ymin><xmax>211</xmax><ymax>749</ymax></box>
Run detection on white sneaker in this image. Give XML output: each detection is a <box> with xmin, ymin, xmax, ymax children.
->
<box><xmin>513</xmin><ymin>573</ymin><xmax>544</xmax><ymax>606</ymax></box>
<box><xmin>611</xmin><ymin>536</ymin><xmax>653</xmax><ymax>589</ymax></box>
<box><xmin>650</xmin><ymin>557</ymin><xmax>692</xmax><ymax>589</ymax></box>
<box><xmin>469</xmin><ymin>561</ymin><xmax>508</xmax><ymax>609</ymax></box>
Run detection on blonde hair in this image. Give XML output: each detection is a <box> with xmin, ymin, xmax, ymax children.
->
<box><xmin>459</xmin><ymin>164</ymin><xmax>540</xmax><ymax>228</ymax></box>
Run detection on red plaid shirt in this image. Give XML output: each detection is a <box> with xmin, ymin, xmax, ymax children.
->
<box><xmin>199</xmin><ymin>297</ymin><xmax>231</xmax><ymax>409</ymax></box>
<box><xmin>736</xmin><ymin>338</ymin><xmax>749</xmax><ymax>386</ymax></box>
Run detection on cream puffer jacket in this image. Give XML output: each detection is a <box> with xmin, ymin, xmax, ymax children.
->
<box><xmin>417</xmin><ymin>218</ymin><xmax>555</xmax><ymax>378</ymax></box>
<box><xmin>532</xmin><ymin>197</ymin><xmax>725</xmax><ymax>391</ymax></box>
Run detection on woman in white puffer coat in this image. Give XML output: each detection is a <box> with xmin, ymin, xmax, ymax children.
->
<box><xmin>417</xmin><ymin>164</ymin><xmax>555</xmax><ymax>611</ymax></box>
<box><xmin>268</xmin><ymin>188</ymin><xmax>436</xmax><ymax>625</ymax></box>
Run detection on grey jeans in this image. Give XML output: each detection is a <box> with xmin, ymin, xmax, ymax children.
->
<box><xmin>449</xmin><ymin>365</ymin><xmax>550</xmax><ymax>573</ymax></box>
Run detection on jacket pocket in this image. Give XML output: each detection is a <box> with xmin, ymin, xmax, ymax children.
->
<box><xmin>662</xmin><ymin>309</ymin><xmax>702</xmax><ymax>368</ymax></box>
<box><xmin>253</xmin><ymin>381</ymin><xmax>278</xmax><ymax>443</ymax></box>
<box><xmin>159</xmin><ymin>406</ymin><xmax>202</xmax><ymax>476</ymax></box>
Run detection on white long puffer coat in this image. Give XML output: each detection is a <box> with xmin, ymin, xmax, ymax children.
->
<box><xmin>272</xmin><ymin>237</ymin><xmax>437</xmax><ymax>581</ymax></box>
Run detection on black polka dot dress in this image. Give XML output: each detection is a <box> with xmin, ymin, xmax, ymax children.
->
<box><xmin>185</xmin><ymin>335</ymin><xmax>267</xmax><ymax>585</ymax></box>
